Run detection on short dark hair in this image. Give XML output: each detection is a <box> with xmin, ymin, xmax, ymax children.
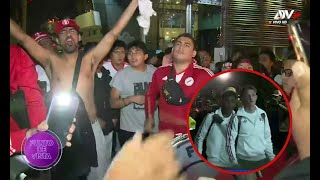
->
<box><xmin>259</xmin><ymin>50</ymin><xmax>276</xmax><ymax>62</ymax></box>
<box><xmin>240</xmin><ymin>84</ymin><xmax>257</xmax><ymax>97</ymax></box>
<box><xmin>232</xmin><ymin>56</ymin><xmax>254</xmax><ymax>69</ymax></box>
<box><xmin>128</xmin><ymin>40</ymin><xmax>147</xmax><ymax>54</ymax></box>
<box><xmin>175</xmin><ymin>33</ymin><xmax>197</xmax><ymax>49</ymax></box>
<box><xmin>108</xmin><ymin>40</ymin><xmax>127</xmax><ymax>58</ymax></box>
<box><xmin>255</xmin><ymin>63</ymin><xmax>269</xmax><ymax>75</ymax></box>
<box><xmin>157</xmin><ymin>52</ymin><xmax>165</xmax><ymax>60</ymax></box>
<box><xmin>164</xmin><ymin>47</ymin><xmax>172</xmax><ymax>55</ymax></box>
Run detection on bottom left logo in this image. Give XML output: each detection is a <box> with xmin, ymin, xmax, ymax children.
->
<box><xmin>21</xmin><ymin>131</ymin><xmax>62</xmax><ymax>170</ymax></box>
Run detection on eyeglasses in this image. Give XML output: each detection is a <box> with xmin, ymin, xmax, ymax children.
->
<box><xmin>281</xmin><ymin>69</ymin><xmax>293</xmax><ymax>77</ymax></box>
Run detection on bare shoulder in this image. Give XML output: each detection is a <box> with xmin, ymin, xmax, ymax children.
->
<box><xmin>49</xmin><ymin>52</ymin><xmax>67</xmax><ymax>66</ymax></box>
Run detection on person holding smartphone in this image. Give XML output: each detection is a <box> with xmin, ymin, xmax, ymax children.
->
<box><xmin>10</xmin><ymin>0</ymin><xmax>139</xmax><ymax>179</ymax></box>
<box><xmin>10</xmin><ymin>44</ymin><xmax>75</xmax><ymax>179</ymax></box>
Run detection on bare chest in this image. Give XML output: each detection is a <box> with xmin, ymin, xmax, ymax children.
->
<box><xmin>50</xmin><ymin>61</ymin><xmax>94</xmax><ymax>95</ymax></box>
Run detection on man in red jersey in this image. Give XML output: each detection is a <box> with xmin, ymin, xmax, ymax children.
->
<box><xmin>10</xmin><ymin>44</ymin><xmax>48</xmax><ymax>154</ymax></box>
<box><xmin>145</xmin><ymin>33</ymin><xmax>213</xmax><ymax>135</ymax></box>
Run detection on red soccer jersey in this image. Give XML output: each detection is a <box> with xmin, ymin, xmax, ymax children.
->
<box><xmin>146</xmin><ymin>62</ymin><xmax>213</xmax><ymax>134</ymax></box>
<box><xmin>10</xmin><ymin>44</ymin><xmax>47</xmax><ymax>153</ymax></box>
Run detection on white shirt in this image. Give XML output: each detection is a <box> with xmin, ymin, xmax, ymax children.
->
<box><xmin>274</xmin><ymin>74</ymin><xmax>282</xmax><ymax>85</ymax></box>
<box><xmin>196</xmin><ymin>108</ymin><xmax>236</xmax><ymax>168</ymax></box>
<box><xmin>176</xmin><ymin>72</ymin><xmax>184</xmax><ymax>83</ymax></box>
<box><xmin>36</xmin><ymin>65</ymin><xmax>50</xmax><ymax>92</ymax></box>
<box><xmin>102</xmin><ymin>60</ymin><xmax>129</xmax><ymax>78</ymax></box>
<box><xmin>226</xmin><ymin>106</ymin><xmax>275</xmax><ymax>163</ymax></box>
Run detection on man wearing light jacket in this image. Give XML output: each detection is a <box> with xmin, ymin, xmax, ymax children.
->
<box><xmin>227</xmin><ymin>85</ymin><xmax>275</xmax><ymax>170</ymax></box>
<box><xmin>196</xmin><ymin>87</ymin><xmax>238</xmax><ymax>169</ymax></box>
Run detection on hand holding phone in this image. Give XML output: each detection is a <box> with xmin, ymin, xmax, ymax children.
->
<box><xmin>288</xmin><ymin>20</ymin><xmax>310</xmax><ymax>66</ymax></box>
<box><xmin>46</xmin><ymin>93</ymin><xmax>79</xmax><ymax>148</ymax></box>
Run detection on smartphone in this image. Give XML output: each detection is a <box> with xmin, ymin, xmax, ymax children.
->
<box><xmin>46</xmin><ymin>93</ymin><xmax>79</xmax><ymax>148</ymax></box>
<box><xmin>288</xmin><ymin>20</ymin><xmax>310</xmax><ymax>66</ymax></box>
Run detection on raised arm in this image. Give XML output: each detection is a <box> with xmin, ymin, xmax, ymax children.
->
<box><xmin>10</xmin><ymin>19</ymin><xmax>53</xmax><ymax>68</ymax></box>
<box><xmin>90</xmin><ymin>0</ymin><xmax>138</xmax><ymax>66</ymax></box>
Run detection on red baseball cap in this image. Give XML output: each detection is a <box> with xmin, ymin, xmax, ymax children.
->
<box><xmin>31</xmin><ymin>32</ymin><xmax>52</xmax><ymax>42</ymax></box>
<box><xmin>54</xmin><ymin>19</ymin><xmax>80</xmax><ymax>35</ymax></box>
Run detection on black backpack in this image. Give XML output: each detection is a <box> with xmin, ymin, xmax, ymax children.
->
<box><xmin>201</xmin><ymin>114</ymin><xmax>231</xmax><ymax>159</ymax></box>
<box><xmin>10</xmin><ymin>88</ymin><xmax>30</xmax><ymax>129</ymax></box>
<box><xmin>162</xmin><ymin>66</ymin><xmax>190</xmax><ymax>105</ymax></box>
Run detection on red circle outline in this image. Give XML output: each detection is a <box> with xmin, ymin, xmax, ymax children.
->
<box><xmin>185</xmin><ymin>69</ymin><xmax>293</xmax><ymax>176</ymax></box>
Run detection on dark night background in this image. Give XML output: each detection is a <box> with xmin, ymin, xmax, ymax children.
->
<box><xmin>198</xmin><ymin>71</ymin><xmax>279</xmax><ymax>109</ymax></box>
<box><xmin>10</xmin><ymin>0</ymin><xmax>135</xmax><ymax>35</ymax></box>
<box><xmin>11</xmin><ymin>0</ymin><xmax>79</xmax><ymax>34</ymax></box>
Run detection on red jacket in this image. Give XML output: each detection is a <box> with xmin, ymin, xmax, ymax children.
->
<box><xmin>10</xmin><ymin>44</ymin><xmax>47</xmax><ymax>154</ymax></box>
<box><xmin>146</xmin><ymin>62</ymin><xmax>213</xmax><ymax>134</ymax></box>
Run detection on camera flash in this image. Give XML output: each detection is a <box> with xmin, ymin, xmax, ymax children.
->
<box><xmin>56</xmin><ymin>93</ymin><xmax>71</xmax><ymax>106</ymax></box>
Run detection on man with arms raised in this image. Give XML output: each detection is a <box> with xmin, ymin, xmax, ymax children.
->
<box><xmin>10</xmin><ymin>0</ymin><xmax>138</xmax><ymax>179</ymax></box>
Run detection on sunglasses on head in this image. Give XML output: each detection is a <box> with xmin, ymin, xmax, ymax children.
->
<box><xmin>281</xmin><ymin>69</ymin><xmax>293</xmax><ymax>77</ymax></box>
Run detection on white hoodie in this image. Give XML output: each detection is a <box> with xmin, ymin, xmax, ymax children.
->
<box><xmin>226</xmin><ymin>106</ymin><xmax>275</xmax><ymax>164</ymax></box>
<box><xmin>196</xmin><ymin>108</ymin><xmax>236</xmax><ymax>168</ymax></box>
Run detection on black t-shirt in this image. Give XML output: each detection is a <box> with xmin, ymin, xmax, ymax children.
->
<box><xmin>94</xmin><ymin>67</ymin><xmax>120</xmax><ymax>134</ymax></box>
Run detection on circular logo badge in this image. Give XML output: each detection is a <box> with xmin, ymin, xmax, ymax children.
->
<box><xmin>22</xmin><ymin>131</ymin><xmax>62</xmax><ymax>170</ymax></box>
<box><xmin>62</xmin><ymin>19</ymin><xmax>69</xmax><ymax>25</ymax></box>
<box><xmin>185</xmin><ymin>77</ymin><xmax>194</xmax><ymax>86</ymax></box>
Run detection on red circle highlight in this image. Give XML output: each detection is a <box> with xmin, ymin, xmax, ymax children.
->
<box><xmin>186</xmin><ymin>68</ymin><xmax>292</xmax><ymax>176</ymax></box>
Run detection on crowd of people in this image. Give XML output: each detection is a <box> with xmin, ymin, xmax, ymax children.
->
<box><xmin>10</xmin><ymin>0</ymin><xmax>309</xmax><ymax>179</ymax></box>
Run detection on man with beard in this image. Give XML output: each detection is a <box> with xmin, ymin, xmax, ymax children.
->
<box><xmin>10</xmin><ymin>0</ymin><xmax>138</xmax><ymax>179</ymax></box>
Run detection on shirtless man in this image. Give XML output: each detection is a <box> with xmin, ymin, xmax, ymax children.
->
<box><xmin>10</xmin><ymin>0</ymin><xmax>138</xmax><ymax>179</ymax></box>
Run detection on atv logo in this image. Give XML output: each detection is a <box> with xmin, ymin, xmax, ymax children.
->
<box><xmin>270</xmin><ymin>10</ymin><xmax>301</xmax><ymax>25</ymax></box>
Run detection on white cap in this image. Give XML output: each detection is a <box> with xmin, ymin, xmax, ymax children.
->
<box><xmin>222</xmin><ymin>87</ymin><xmax>237</xmax><ymax>95</ymax></box>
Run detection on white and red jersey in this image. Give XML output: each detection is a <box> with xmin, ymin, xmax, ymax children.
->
<box><xmin>145</xmin><ymin>62</ymin><xmax>213</xmax><ymax>134</ymax></box>
<box><xmin>36</xmin><ymin>65</ymin><xmax>50</xmax><ymax>92</ymax></box>
<box><xmin>102</xmin><ymin>60</ymin><xmax>129</xmax><ymax>78</ymax></box>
